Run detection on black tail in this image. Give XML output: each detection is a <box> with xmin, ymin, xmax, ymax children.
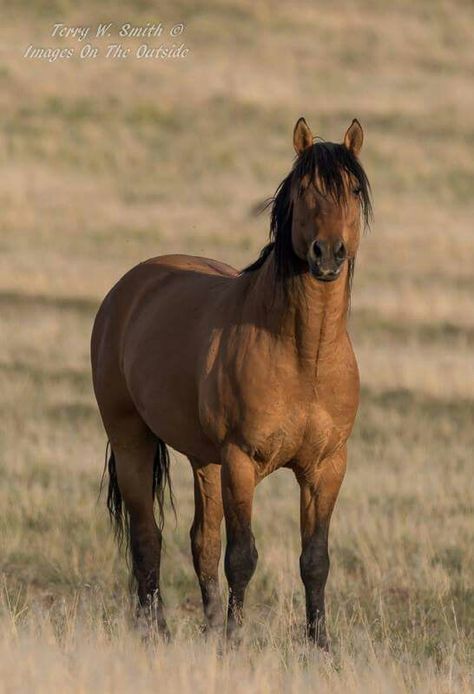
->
<box><xmin>105</xmin><ymin>437</ymin><xmax>174</xmax><ymax>549</ymax></box>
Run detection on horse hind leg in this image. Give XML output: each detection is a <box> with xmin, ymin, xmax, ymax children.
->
<box><xmin>189</xmin><ymin>459</ymin><xmax>224</xmax><ymax>631</ymax></box>
<box><xmin>107</xmin><ymin>426</ymin><xmax>171</xmax><ymax>640</ymax></box>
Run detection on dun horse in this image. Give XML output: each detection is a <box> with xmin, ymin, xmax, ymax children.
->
<box><xmin>91</xmin><ymin>117</ymin><xmax>372</xmax><ymax>647</ymax></box>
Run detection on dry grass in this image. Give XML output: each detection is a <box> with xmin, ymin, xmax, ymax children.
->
<box><xmin>0</xmin><ymin>0</ymin><xmax>473</xmax><ymax>691</ymax></box>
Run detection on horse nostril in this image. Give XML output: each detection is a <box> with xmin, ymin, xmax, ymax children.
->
<box><xmin>312</xmin><ymin>240</ymin><xmax>323</xmax><ymax>260</ymax></box>
<box><xmin>334</xmin><ymin>240</ymin><xmax>346</xmax><ymax>264</ymax></box>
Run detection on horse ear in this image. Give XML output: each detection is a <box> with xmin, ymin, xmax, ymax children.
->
<box><xmin>344</xmin><ymin>119</ymin><xmax>364</xmax><ymax>156</ymax></box>
<box><xmin>293</xmin><ymin>117</ymin><xmax>314</xmax><ymax>154</ymax></box>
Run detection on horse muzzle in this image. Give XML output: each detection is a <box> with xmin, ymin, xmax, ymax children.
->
<box><xmin>307</xmin><ymin>238</ymin><xmax>346</xmax><ymax>282</ymax></box>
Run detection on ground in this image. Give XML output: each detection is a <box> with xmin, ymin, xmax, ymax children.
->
<box><xmin>0</xmin><ymin>0</ymin><xmax>473</xmax><ymax>691</ymax></box>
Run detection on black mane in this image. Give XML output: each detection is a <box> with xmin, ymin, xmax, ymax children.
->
<box><xmin>242</xmin><ymin>142</ymin><xmax>372</xmax><ymax>284</ymax></box>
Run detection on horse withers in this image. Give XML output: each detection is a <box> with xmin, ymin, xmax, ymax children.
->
<box><xmin>91</xmin><ymin>117</ymin><xmax>372</xmax><ymax>647</ymax></box>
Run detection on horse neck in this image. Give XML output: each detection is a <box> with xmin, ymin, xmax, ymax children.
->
<box><xmin>240</xmin><ymin>251</ymin><xmax>350</xmax><ymax>366</ymax></box>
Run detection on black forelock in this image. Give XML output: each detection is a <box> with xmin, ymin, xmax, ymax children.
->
<box><xmin>242</xmin><ymin>141</ymin><xmax>372</xmax><ymax>286</ymax></box>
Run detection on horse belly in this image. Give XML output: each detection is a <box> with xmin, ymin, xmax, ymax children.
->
<box><xmin>123</xmin><ymin>327</ymin><xmax>220</xmax><ymax>461</ymax></box>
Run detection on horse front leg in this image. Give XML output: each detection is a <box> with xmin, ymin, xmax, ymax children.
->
<box><xmin>221</xmin><ymin>443</ymin><xmax>258</xmax><ymax>643</ymax></box>
<box><xmin>295</xmin><ymin>446</ymin><xmax>347</xmax><ymax>649</ymax></box>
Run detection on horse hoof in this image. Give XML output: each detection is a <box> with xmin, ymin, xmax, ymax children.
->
<box><xmin>199</xmin><ymin>622</ymin><xmax>224</xmax><ymax>639</ymax></box>
<box><xmin>135</xmin><ymin>613</ymin><xmax>171</xmax><ymax>644</ymax></box>
<box><xmin>225</xmin><ymin>625</ymin><xmax>243</xmax><ymax>649</ymax></box>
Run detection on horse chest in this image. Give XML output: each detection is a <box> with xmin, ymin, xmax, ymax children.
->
<box><xmin>200</xmin><ymin>326</ymin><xmax>359</xmax><ymax>470</ymax></box>
<box><xmin>248</xmin><ymin>394</ymin><xmax>353</xmax><ymax>472</ymax></box>
<box><xmin>201</xmin><ymin>364</ymin><xmax>352</xmax><ymax>471</ymax></box>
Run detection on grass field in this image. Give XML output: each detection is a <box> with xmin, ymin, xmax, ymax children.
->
<box><xmin>0</xmin><ymin>0</ymin><xmax>473</xmax><ymax>691</ymax></box>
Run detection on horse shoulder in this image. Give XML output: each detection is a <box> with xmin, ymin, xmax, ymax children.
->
<box><xmin>301</xmin><ymin>331</ymin><xmax>360</xmax><ymax>462</ymax></box>
<box><xmin>198</xmin><ymin>325</ymin><xmax>308</xmax><ymax>465</ymax></box>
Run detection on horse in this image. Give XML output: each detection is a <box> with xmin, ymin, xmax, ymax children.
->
<box><xmin>91</xmin><ymin>117</ymin><xmax>372</xmax><ymax>648</ymax></box>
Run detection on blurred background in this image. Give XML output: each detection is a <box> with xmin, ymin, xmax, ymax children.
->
<box><xmin>0</xmin><ymin>1</ymin><xmax>472</xmax><ymax>690</ymax></box>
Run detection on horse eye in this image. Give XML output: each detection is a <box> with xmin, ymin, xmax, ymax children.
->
<box><xmin>352</xmin><ymin>186</ymin><xmax>361</xmax><ymax>197</ymax></box>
